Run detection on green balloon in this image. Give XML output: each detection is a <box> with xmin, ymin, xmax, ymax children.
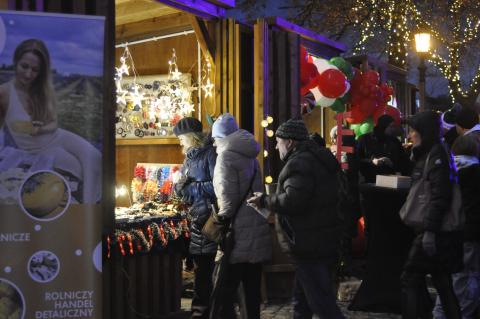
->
<box><xmin>330</xmin><ymin>99</ymin><xmax>345</xmax><ymax>113</ymax></box>
<box><xmin>340</xmin><ymin>92</ymin><xmax>351</xmax><ymax>104</ymax></box>
<box><xmin>329</xmin><ymin>57</ymin><xmax>353</xmax><ymax>80</ymax></box>
<box><xmin>350</xmin><ymin>124</ymin><xmax>361</xmax><ymax>137</ymax></box>
<box><xmin>359</xmin><ymin>118</ymin><xmax>374</xmax><ymax>135</ymax></box>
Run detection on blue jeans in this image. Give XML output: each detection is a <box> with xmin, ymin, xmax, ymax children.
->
<box><xmin>293</xmin><ymin>260</ymin><xmax>345</xmax><ymax>319</ymax></box>
<box><xmin>433</xmin><ymin>242</ymin><xmax>480</xmax><ymax>319</ymax></box>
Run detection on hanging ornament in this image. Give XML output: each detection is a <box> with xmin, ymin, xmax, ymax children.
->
<box><xmin>201</xmin><ymin>57</ymin><xmax>214</xmax><ymax>98</ymax></box>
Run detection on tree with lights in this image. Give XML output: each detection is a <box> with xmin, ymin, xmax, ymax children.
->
<box><xmin>237</xmin><ymin>0</ymin><xmax>480</xmax><ymax>108</ymax></box>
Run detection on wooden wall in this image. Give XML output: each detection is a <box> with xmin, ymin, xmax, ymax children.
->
<box><xmin>114</xmin><ymin>34</ymin><xmax>199</xmax><ymax>206</ymax></box>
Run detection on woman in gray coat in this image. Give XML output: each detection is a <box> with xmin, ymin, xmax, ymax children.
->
<box><xmin>212</xmin><ymin>113</ymin><xmax>271</xmax><ymax>319</ymax></box>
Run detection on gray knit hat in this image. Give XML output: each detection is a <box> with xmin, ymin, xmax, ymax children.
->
<box><xmin>275</xmin><ymin>119</ymin><xmax>309</xmax><ymax>141</ymax></box>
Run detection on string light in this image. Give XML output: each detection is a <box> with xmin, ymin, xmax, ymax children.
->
<box><xmin>264</xmin><ymin>150</ymin><xmax>268</xmax><ymax>157</ymax></box>
<box><xmin>261</xmin><ymin>120</ymin><xmax>269</xmax><ymax>127</ymax></box>
<box><xmin>266</xmin><ymin>116</ymin><xmax>274</xmax><ymax>124</ymax></box>
<box><xmin>352</xmin><ymin>0</ymin><xmax>480</xmax><ymax>104</ymax></box>
<box><xmin>115</xmin><ymin>47</ymin><xmax>196</xmax><ymax>137</ymax></box>
<box><xmin>265</xmin><ymin>176</ymin><xmax>273</xmax><ymax>184</ymax></box>
<box><xmin>266</xmin><ymin>130</ymin><xmax>274</xmax><ymax>137</ymax></box>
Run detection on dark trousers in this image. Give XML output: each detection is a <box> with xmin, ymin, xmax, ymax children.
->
<box><xmin>401</xmin><ymin>270</ymin><xmax>461</xmax><ymax>319</ymax></box>
<box><xmin>191</xmin><ymin>254</ymin><xmax>216</xmax><ymax>319</ymax></box>
<box><xmin>219</xmin><ymin>262</ymin><xmax>262</xmax><ymax>319</ymax></box>
<box><xmin>293</xmin><ymin>260</ymin><xmax>345</xmax><ymax>319</ymax></box>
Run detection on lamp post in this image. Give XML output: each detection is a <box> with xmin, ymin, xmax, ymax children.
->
<box><xmin>415</xmin><ymin>32</ymin><xmax>431</xmax><ymax>111</ymax></box>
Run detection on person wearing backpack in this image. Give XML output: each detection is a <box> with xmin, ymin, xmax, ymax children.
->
<box><xmin>248</xmin><ymin>119</ymin><xmax>345</xmax><ymax>319</ymax></box>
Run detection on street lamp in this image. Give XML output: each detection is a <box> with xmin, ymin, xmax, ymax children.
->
<box><xmin>415</xmin><ymin>31</ymin><xmax>431</xmax><ymax>111</ymax></box>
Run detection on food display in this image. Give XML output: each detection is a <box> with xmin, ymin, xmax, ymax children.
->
<box><xmin>115</xmin><ymin>197</ymin><xmax>188</xmax><ymax>223</ymax></box>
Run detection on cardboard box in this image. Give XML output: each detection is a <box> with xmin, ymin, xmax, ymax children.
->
<box><xmin>375</xmin><ymin>175</ymin><xmax>411</xmax><ymax>189</ymax></box>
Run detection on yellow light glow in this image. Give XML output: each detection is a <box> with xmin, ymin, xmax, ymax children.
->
<box><xmin>266</xmin><ymin>130</ymin><xmax>274</xmax><ymax>137</ymax></box>
<box><xmin>266</xmin><ymin>116</ymin><xmax>274</xmax><ymax>124</ymax></box>
<box><xmin>265</xmin><ymin>176</ymin><xmax>273</xmax><ymax>184</ymax></box>
<box><xmin>415</xmin><ymin>33</ymin><xmax>431</xmax><ymax>53</ymax></box>
<box><xmin>264</xmin><ymin>150</ymin><xmax>268</xmax><ymax>157</ymax></box>
<box><xmin>261</xmin><ymin>120</ymin><xmax>269</xmax><ymax>128</ymax></box>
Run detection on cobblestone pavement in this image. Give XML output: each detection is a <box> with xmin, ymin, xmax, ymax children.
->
<box><xmin>180</xmin><ymin>298</ymin><xmax>402</xmax><ymax>319</ymax></box>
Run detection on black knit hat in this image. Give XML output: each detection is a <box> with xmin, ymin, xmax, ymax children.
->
<box><xmin>173</xmin><ymin>117</ymin><xmax>203</xmax><ymax>136</ymax></box>
<box><xmin>276</xmin><ymin>119</ymin><xmax>309</xmax><ymax>141</ymax></box>
<box><xmin>455</xmin><ymin>107</ymin><xmax>479</xmax><ymax>130</ymax></box>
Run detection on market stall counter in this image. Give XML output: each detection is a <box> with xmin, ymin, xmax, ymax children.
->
<box><xmin>105</xmin><ymin>163</ymin><xmax>189</xmax><ymax>318</ymax></box>
<box><xmin>349</xmin><ymin>183</ymin><xmax>415</xmax><ymax>314</ymax></box>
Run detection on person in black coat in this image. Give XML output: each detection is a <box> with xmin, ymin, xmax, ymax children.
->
<box><xmin>356</xmin><ymin>114</ymin><xmax>410</xmax><ymax>183</ymax></box>
<box><xmin>173</xmin><ymin>117</ymin><xmax>217</xmax><ymax>319</ymax></box>
<box><xmin>402</xmin><ymin>111</ymin><xmax>463</xmax><ymax>319</ymax></box>
<box><xmin>248</xmin><ymin>119</ymin><xmax>345</xmax><ymax>319</ymax></box>
<box><xmin>433</xmin><ymin>134</ymin><xmax>480</xmax><ymax>319</ymax></box>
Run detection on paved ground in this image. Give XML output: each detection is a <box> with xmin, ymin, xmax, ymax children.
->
<box><xmin>179</xmin><ymin>297</ymin><xmax>401</xmax><ymax>319</ymax></box>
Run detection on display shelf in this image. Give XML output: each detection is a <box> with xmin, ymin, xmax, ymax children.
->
<box><xmin>116</xmin><ymin>138</ymin><xmax>180</xmax><ymax>145</ymax></box>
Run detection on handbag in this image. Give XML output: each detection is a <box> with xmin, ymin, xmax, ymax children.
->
<box><xmin>399</xmin><ymin>149</ymin><xmax>464</xmax><ymax>231</ymax></box>
<box><xmin>202</xmin><ymin>167</ymin><xmax>257</xmax><ymax>244</ymax></box>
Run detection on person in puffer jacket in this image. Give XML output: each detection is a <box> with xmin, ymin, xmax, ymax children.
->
<box><xmin>248</xmin><ymin>119</ymin><xmax>345</xmax><ymax>319</ymax></box>
<box><xmin>433</xmin><ymin>134</ymin><xmax>480</xmax><ymax>319</ymax></box>
<box><xmin>402</xmin><ymin>111</ymin><xmax>463</xmax><ymax>319</ymax></box>
<box><xmin>173</xmin><ymin>117</ymin><xmax>217</xmax><ymax>319</ymax></box>
<box><xmin>212</xmin><ymin>113</ymin><xmax>271</xmax><ymax>319</ymax></box>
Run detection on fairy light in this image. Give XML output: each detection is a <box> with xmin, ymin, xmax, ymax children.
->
<box><xmin>265</xmin><ymin>176</ymin><xmax>273</xmax><ymax>184</ymax></box>
<box><xmin>261</xmin><ymin>120</ymin><xmax>269</xmax><ymax>128</ymax></box>
<box><xmin>266</xmin><ymin>130</ymin><xmax>274</xmax><ymax>138</ymax></box>
<box><xmin>264</xmin><ymin>150</ymin><xmax>268</xmax><ymax>157</ymax></box>
<box><xmin>353</xmin><ymin>0</ymin><xmax>480</xmax><ymax>104</ymax></box>
<box><xmin>201</xmin><ymin>57</ymin><xmax>214</xmax><ymax>98</ymax></box>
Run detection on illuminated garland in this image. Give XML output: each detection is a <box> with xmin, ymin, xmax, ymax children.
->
<box><xmin>352</xmin><ymin>0</ymin><xmax>480</xmax><ymax>103</ymax></box>
<box><xmin>107</xmin><ymin>218</ymin><xmax>190</xmax><ymax>257</ymax></box>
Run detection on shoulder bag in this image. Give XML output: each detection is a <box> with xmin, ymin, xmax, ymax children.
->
<box><xmin>399</xmin><ymin>149</ymin><xmax>464</xmax><ymax>231</ymax></box>
<box><xmin>202</xmin><ymin>167</ymin><xmax>257</xmax><ymax>244</ymax></box>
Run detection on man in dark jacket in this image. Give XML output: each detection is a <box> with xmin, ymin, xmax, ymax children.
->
<box><xmin>356</xmin><ymin>114</ymin><xmax>410</xmax><ymax>183</ymax></box>
<box><xmin>174</xmin><ymin>117</ymin><xmax>217</xmax><ymax>319</ymax></box>
<box><xmin>248</xmin><ymin>119</ymin><xmax>345</xmax><ymax>319</ymax></box>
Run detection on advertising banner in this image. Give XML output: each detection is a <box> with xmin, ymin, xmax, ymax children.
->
<box><xmin>0</xmin><ymin>11</ymin><xmax>104</xmax><ymax>319</ymax></box>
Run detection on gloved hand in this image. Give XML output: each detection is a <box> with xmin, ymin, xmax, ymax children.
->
<box><xmin>422</xmin><ymin>231</ymin><xmax>436</xmax><ymax>256</ymax></box>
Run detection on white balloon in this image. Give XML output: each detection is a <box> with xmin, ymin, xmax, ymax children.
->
<box><xmin>312</xmin><ymin>57</ymin><xmax>338</xmax><ymax>74</ymax></box>
<box><xmin>310</xmin><ymin>86</ymin><xmax>335</xmax><ymax>107</ymax></box>
<box><xmin>341</xmin><ymin>81</ymin><xmax>351</xmax><ymax>97</ymax></box>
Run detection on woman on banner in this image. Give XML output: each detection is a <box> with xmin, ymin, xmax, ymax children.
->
<box><xmin>402</xmin><ymin>111</ymin><xmax>463</xmax><ymax>319</ymax></box>
<box><xmin>0</xmin><ymin>39</ymin><xmax>101</xmax><ymax>203</ymax></box>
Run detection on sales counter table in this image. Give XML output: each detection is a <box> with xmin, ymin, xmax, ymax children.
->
<box><xmin>349</xmin><ymin>184</ymin><xmax>414</xmax><ymax>314</ymax></box>
<box><xmin>104</xmin><ymin>214</ymin><xmax>189</xmax><ymax>319</ymax></box>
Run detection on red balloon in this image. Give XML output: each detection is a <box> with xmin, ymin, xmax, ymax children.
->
<box><xmin>346</xmin><ymin>105</ymin><xmax>367</xmax><ymax>124</ymax></box>
<box><xmin>365</xmin><ymin>70</ymin><xmax>380</xmax><ymax>85</ymax></box>
<box><xmin>374</xmin><ymin>105</ymin><xmax>401</xmax><ymax>125</ymax></box>
<box><xmin>359</xmin><ymin>98</ymin><xmax>379</xmax><ymax>117</ymax></box>
<box><xmin>318</xmin><ymin>69</ymin><xmax>347</xmax><ymax>98</ymax></box>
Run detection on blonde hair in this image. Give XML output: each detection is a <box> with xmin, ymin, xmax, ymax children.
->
<box><xmin>14</xmin><ymin>39</ymin><xmax>56</xmax><ymax>123</ymax></box>
<box><xmin>180</xmin><ymin>132</ymin><xmax>205</xmax><ymax>153</ymax></box>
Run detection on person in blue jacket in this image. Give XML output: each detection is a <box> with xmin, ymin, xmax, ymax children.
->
<box><xmin>174</xmin><ymin>117</ymin><xmax>217</xmax><ymax>319</ymax></box>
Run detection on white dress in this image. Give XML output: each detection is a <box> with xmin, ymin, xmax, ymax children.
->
<box><xmin>3</xmin><ymin>81</ymin><xmax>101</xmax><ymax>203</ymax></box>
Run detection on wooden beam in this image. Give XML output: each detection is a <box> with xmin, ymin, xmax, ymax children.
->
<box><xmin>266</xmin><ymin>17</ymin><xmax>346</xmax><ymax>53</ymax></box>
<box><xmin>207</xmin><ymin>0</ymin><xmax>235</xmax><ymax>8</ymax></box>
<box><xmin>116</xmin><ymin>12</ymin><xmax>191</xmax><ymax>43</ymax></box>
<box><xmin>254</xmin><ymin>19</ymin><xmax>268</xmax><ymax>172</ymax></box>
<box><xmin>158</xmin><ymin>0</ymin><xmax>225</xmax><ymax>19</ymax></box>
<box><xmin>188</xmin><ymin>14</ymin><xmax>215</xmax><ymax>64</ymax></box>
<box><xmin>0</xmin><ymin>0</ymin><xmax>9</xmax><ymax>9</ymax></box>
<box><xmin>116</xmin><ymin>0</ymin><xmax>178</xmax><ymax>25</ymax></box>
<box><xmin>234</xmin><ymin>22</ymin><xmax>241</xmax><ymax>124</ymax></box>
